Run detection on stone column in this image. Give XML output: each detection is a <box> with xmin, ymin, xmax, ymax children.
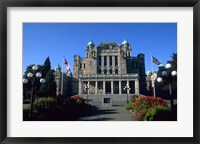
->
<box><xmin>112</xmin><ymin>56</ymin><xmax>115</xmax><ymax>74</ymax></box>
<box><xmin>112</xmin><ymin>56</ymin><xmax>115</xmax><ymax>67</ymax></box>
<box><xmin>119</xmin><ymin>80</ymin><xmax>121</xmax><ymax>94</ymax></box>
<box><xmin>101</xmin><ymin>56</ymin><xmax>104</xmax><ymax>65</ymax></box>
<box><xmin>127</xmin><ymin>80</ymin><xmax>132</xmax><ymax>94</ymax></box>
<box><xmin>135</xmin><ymin>78</ymin><xmax>139</xmax><ymax>94</ymax></box>
<box><xmin>79</xmin><ymin>80</ymin><xmax>82</xmax><ymax>94</ymax></box>
<box><xmin>103</xmin><ymin>81</ymin><xmax>105</xmax><ymax>94</ymax></box>
<box><xmin>101</xmin><ymin>56</ymin><xmax>104</xmax><ymax>74</ymax></box>
<box><xmin>118</xmin><ymin>56</ymin><xmax>120</xmax><ymax>74</ymax></box>
<box><xmin>95</xmin><ymin>81</ymin><xmax>98</xmax><ymax>94</ymax></box>
<box><xmin>127</xmin><ymin>80</ymin><xmax>130</xmax><ymax>94</ymax></box>
<box><xmin>107</xmin><ymin>56</ymin><xmax>109</xmax><ymax>66</ymax></box>
<box><xmin>111</xmin><ymin>81</ymin><xmax>113</xmax><ymax>94</ymax></box>
<box><xmin>127</xmin><ymin>80</ymin><xmax>129</xmax><ymax>85</ymax></box>
<box><xmin>107</xmin><ymin>56</ymin><xmax>109</xmax><ymax>74</ymax></box>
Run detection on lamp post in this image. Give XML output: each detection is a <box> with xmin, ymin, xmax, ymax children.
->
<box><xmin>84</xmin><ymin>83</ymin><xmax>90</xmax><ymax>104</ymax></box>
<box><xmin>124</xmin><ymin>83</ymin><xmax>131</xmax><ymax>103</ymax></box>
<box><xmin>146</xmin><ymin>71</ymin><xmax>157</xmax><ymax>97</ymax></box>
<box><xmin>157</xmin><ymin>63</ymin><xmax>177</xmax><ymax>109</ymax></box>
<box><xmin>23</xmin><ymin>65</ymin><xmax>45</xmax><ymax>117</ymax></box>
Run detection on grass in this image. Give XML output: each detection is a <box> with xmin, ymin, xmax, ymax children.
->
<box><xmin>23</xmin><ymin>104</ymin><xmax>30</xmax><ymax>110</ymax></box>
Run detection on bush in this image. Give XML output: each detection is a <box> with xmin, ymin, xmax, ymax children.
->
<box><xmin>144</xmin><ymin>105</ymin><xmax>170</xmax><ymax>121</ymax></box>
<box><xmin>125</xmin><ymin>95</ymin><xmax>139</xmax><ymax>110</ymax></box>
<box><xmin>134</xmin><ymin>109</ymin><xmax>148</xmax><ymax>121</ymax></box>
<box><xmin>130</xmin><ymin>95</ymin><xmax>139</xmax><ymax>103</ymax></box>
<box><xmin>69</xmin><ymin>95</ymin><xmax>85</xmax><ymax>105</ymax></box>
<box><xmin>131</xmin><ymin>96</ymin><xmax>170</xmax><ymax>121</ymax></box>
<box><xmin>23</xmin><ymin>104</ymin><xmax>30</xmax><ymax>118</ymax></box>
<box><xmin>133</xmin><ymin>96</ymin><xmax>168</xmax><ymax>113</ymax></box>
<box><xmin>33</xmin><ymin>97</ymin><xmax>56</xmax><ymax>112</ymax></box>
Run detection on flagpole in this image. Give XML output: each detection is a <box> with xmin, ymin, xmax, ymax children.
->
<box><xmin>61</xmin><ymin>56</ymin><xmax>64</xmax><ymax>95</ymax></box>
<box><xmin>151</xmin><ymin>54</ymin><xmax>156</xmax><ymax>97</ymax></box>
<box><xmin>150</xmin><ymin>54</ymin><xmax>154</xmax><ymax>73</ymax></box>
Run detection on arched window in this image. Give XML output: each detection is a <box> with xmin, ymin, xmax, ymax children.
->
<box><xmin>104</xmin><ymin>69</ymin><xmax>107</xmax><ymax>74</ymax></box>
<box><xmin>98</xmin><ymin>69</ymin><xmax>101</xmax><ymax>74</ymax></box>
<box><xmin>110</xmin><ymin>69</ymin><xmax>112</xmax><ymax>74</ymax></box>
<box><xmin>115</xmin><ymin>69</ymin><xmax>118</xmax><ymax>74</ymax></box>
<box><xmin>115</xmin><ymin>56</ymin><xmax>118</xmax><ymax>66</ymax></box>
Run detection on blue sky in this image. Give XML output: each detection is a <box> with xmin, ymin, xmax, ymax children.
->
<box><xmin>23</xmin><ymin>23</ymin><xmax>177</xmax><ymax>74</ymax></box>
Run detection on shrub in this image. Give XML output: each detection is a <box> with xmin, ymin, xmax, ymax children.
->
<box><xmin>125</xmin><ymin>95</ymin><xmax>139</xmax><ymax>110</ymax></box>
<box><xmin>70</xmin><ymin>95</ymin><xmax>83</xmax><ymax>101</ymax></box>
<box><xmin>131</xmin><ymin>96</ymin><xmax>170</xmax><ymax>121</ymax></box>
<box><xmin>23</xmin><ymin>104</ymin><xmax>30</xmax><ymax>118</ymax></box>
<box><xmin>23</xmin><ymin>104</ymin><xmax>30</xmax><ymax>111</ymax></box>
<box><xmin>134</xmin><ymin>109</ymin><xmax>148</xmax><ymax>121</ymax></box>
<box><xmin>144</xmin><ymin>105</ymin><xmax>171</xmax><ymax>121</ymax></box>
<box><xmin>130</xmin><ymin>95</ymin><xmax>139</xmax><ymax>103</ymax></box>
<box><xmin>133</xmin><ymin>96</ymin><xmax>168</xmax><ymax>113</ymax></box>
<box><xmin>69</xmin><ymin>95</ymin><xmax>85</xmax><ymax>105</ymax></box>
<box><xmin>33</xmin><ymin>97</ymin><xmax>56</xmax><ymax>112</ymax></box>
<box><xmin>125</xmin><ymin>102</ymin><xmax>134</xmax><ymax>110</ymax></box>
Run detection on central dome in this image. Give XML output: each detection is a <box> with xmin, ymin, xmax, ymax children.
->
<box><xmin>97</xmin><ymin>42</ymin><xmax>119</xmax><ymax>49</ymax></box>
<box><xmin>87</xmin><ymin>40</ymin><xmax>94</xmax><ymax>46</ymax></box>
<box><xmin>122</xmin><ymin>39</ymin><xmax>129</xmax><ymax>45</ymax></box>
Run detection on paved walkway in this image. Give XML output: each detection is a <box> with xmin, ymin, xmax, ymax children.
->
<box><xmin>77</xmin><ymin>105</ymin><xmax>133</xmax><ymax>121</ymax></box>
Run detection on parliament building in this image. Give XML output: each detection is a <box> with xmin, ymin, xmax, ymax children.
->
<box><xmin>72</xmin><ymin>39</ymin><xmax>146</xmax><ymax>96</ymax></box>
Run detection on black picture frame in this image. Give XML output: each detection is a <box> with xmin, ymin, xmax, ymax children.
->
<box><xmin>0</xmin><ymin>0</ymin><xmax>199</xmax><ymax>144</ymax></box>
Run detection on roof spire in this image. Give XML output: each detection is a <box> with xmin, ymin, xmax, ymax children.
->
<box><xmin>87</xmin><ymin>40</ymin><xmax>94</xmax><ymax>46</ymax></box>
<box><xmin>122</xmin><ymin>38</ymin><xmax>128</xmax><ymax>45</ymax></box>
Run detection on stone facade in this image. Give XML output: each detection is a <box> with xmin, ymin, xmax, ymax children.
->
<box><xmin>54</xmin><ymin>65</ymin><xmax>73</xmax><ymax>97</ymax></box>
<box><xmin>73</xmin><ymin>39</ymin><xmax>146</xmax><ymax>95</ymax></box>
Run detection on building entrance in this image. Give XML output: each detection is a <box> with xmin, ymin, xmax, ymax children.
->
<box><xmin>105</xmin><ymin>81</ymin><xmax>111</xmax><ymax>94</ymax></box>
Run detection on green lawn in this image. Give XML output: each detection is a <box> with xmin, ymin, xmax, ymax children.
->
<box><xmin>23</xmin><ymin>104</ymin><xmax>30</xmax><ymax>110</ymax></box>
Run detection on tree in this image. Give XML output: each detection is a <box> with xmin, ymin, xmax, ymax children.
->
<box><xmin>41</xmin><ymin>57</ymin><xmax>51</xmax><ymax>78</ymax></box>
<box><xmin>23</xmin><ymin>57</ymin><xmax>55</xmax><ymax>98</ymax></box>
<box><xmin>39</xmin><ymin>69</ymin><xmax>57</xmax><ymax>97</ymax></box>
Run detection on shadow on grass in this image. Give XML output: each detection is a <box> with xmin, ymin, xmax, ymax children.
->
<box><xmin>23</xmin><ymin>104</ymin><xmax>119</xmax><ymax>121</ymax></box>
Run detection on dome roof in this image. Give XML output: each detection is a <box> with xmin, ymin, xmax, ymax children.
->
<box><xmin>158</xmin><ymin>64</ymin><xmax>164</xmax><ymax>67</ymax></box>
<box><xmin>97</xmin><ymin>42</ymin><xmax>119</xmax><ymax>49</ymax></box>
<box><xmin>122</xmin><ymin>39</ymin><xmax>129</xmax><ymax>45</ymax></box>
<box><xmin>146</xmin><ymin>70</ymin><xmax>151</xmax><ymax>75</ymax></box>
<box><xmin>87</xmin><ymin>40</ymin><xmax>94</xmax><ymax>46</ymax></box>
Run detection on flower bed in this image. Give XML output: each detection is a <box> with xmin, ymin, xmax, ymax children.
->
<box><xmin>125</xmin><ymin>96</ymin><xmax>171</xmax><ymax>121</ymax></box>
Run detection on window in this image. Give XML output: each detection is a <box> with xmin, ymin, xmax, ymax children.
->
<box><xmin>110</xmin><ymin>69</ymin><xmax>112</xmax><ymax>74</ymax></box>
<box><xmin>84</xmin><ymin>63</ymin><xmax>85</xmax><ymax>69</ymax></box>
<box><xmin>99</xmin><ymin>56</ymin><xmax>101</xmax><ymax>65</ymax></box>
<box><xmin>98</xmin><ymin>69</ymin><xmax>101</xmax><ymax>74</ymax></box>
<box><xmin>104</xmin><ymin>69</ymin><xmax>107</xmax><ymax>74</ymax></box>
<box><xmin>104</xmin><ymin>56</ymin><xmax>107</xmax><ymax>66</ymax></box>
<box><xmin>110</xmin><ymin>56</ymin><xmax>112</xmax><ymax>66</ymax></box>
<box><xmin>115</xmin><ymin>56</ymin><xmax>118</xmax><ymax>66</ymax></box>
<box><xmin>80</xmin><ymin>63</ymin><xmax>82</xmax><ymax>69</ymax></box>
<box><xmin>115</xmin><ymin>69</ymin><xmax>118</xmax><ymax>74</ymax></box>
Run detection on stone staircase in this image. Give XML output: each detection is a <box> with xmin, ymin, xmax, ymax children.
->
<box><xmin>79</xmin><ymin>94</ymin><xmax>140</xmax><ymax>106</ymax></box>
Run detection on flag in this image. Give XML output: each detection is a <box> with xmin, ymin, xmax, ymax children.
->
<box><xmin>64</xmin><ymin>58</ymin><xmax>70</xmax><ymax>73</ymax></box>
<box><xmin>152</xmin><ymin>56</ymin><xmax>161</xmax><ymax>65</ymax></box>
